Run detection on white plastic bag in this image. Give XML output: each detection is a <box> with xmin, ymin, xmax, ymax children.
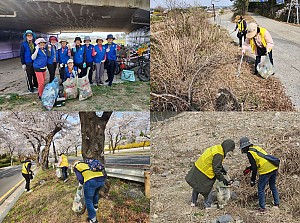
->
<box><xmin>72</xmin><ymin>184</ymin><xmax>86</xmax><ymax>214</ymax></box>
<box><xmin>257</xmin><ymin>55</ymin><xmax>274</xmax><ymax>79</ymax></box>
<box><xmin>56</xmin><ymin>168</ymin><xmax>62</xmax><ymax>178</ymax></box>
<box><xmin>77</xmin><ymin>75</ymin><xmax>93</xmax><ymax>101</ymax></box>
<box><xmin>63</xmin><ymin>77</ymin><xmax>78</xmax><ymax>99</ymax></box>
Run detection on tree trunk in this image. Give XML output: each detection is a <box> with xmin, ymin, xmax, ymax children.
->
<box><xmin>79</xmin><ymin>112</ymin><xmax>112</xmax><ymax>163</ymax></box>
<box><xmin>41</xmin><ymin>126</ymin><xmax>62</xmax><ymax>170</ymax></box>
<box><xmin>53</xmin><ymin>141</ymin><xmax>58</xmax><ymax>163</ymax></box>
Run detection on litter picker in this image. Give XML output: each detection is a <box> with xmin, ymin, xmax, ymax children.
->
<box><xmin>236</xmin><ymin>54</ymin><xmax>244</xmax><ymax>77</ymax></box>
<box><xmin>23</xmin><ymin>69</ymin><xmax>31</xmax><ymax>91</ymax></box>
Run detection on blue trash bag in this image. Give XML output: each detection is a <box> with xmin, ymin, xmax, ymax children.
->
<box><xmin>41</xmin><ymin>77</ymin><xmax>59</xmax><ymax>111</ymax></box>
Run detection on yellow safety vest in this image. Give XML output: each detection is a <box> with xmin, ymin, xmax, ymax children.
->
<box><xmin>22</xmin><ymin>161</ymin><xmax>30</xmax><ymax>174</ymax></box>
<box><xmin>249</xmin><ymin>27</ymin><xmax>268</xmax><ymax>54</ymax></box>
<box><xmin>237</xmin><ymin>19</ymin><xmax>246</xmax><ymax>32</ymax></box>
<box><xmin>59</xmin><ymin>154</ymin><xmax>69</xmax><ymax>167</ymax></box>
<box><xmin>75</xmin><ymin>162</ymin><xmax>104</xmax><ymax>183</ymax></box>
<box><xmin>248</xmin><ymin>145</ymin><xmax>278</xmax><ymax>175</ymax></box>
<box><xmin>195</xmin><ymin>144</ymin><xmax>224</xmax><ymax>179</ymax></box>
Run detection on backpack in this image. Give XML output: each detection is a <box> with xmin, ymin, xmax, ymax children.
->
<box><xmin>84</xmin><ymin>159</ymin><xmax>106</xmax><ymax>175</ymax></box>
<box><xmin>249</xmin><ymin>148</ymin><xmax>280</xmax><ymax>167</ymax></box>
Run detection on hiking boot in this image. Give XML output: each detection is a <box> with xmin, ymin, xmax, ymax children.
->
<box><xmin>190</xmin><ymin>202</ymin><xmax>195</xmax><ymax>207</ymax></box>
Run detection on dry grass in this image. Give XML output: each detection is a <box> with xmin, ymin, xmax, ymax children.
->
<box><xmin>4</xmin><ymin>169</ymin><xmax>149</xmax><ymax>223</ymax></box>
<box><xmin>150</xmin><ymin>112</ymin><xmax>300</xmax><ymax>223</ymax></box>
<box><xmin>150</xmin><ymin>8</ymin><xmax>295</xmax><ymax>111</ymax></box>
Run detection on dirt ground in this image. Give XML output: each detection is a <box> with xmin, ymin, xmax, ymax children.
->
<box><xmin>0</xmin><ymin>58</ymin><xmax>149</xmax><ymax>111</ymax></box>
<box><xmin>151</xmin><ymin>112</ymin><xmax>300</xmax><ymax>223</ymax></box>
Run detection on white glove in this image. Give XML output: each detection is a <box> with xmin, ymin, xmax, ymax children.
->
<box><xmin>106</xmin><ymin>48</ymin><xmax>110</xmax><ymax>53</ymax></box>
<box><xmin>242</xmin><ymin>49</ymin><xmax>246</xmax><ymax>55</ymax></box>
<box><xmin>94</xmin><ymin>51</ymin><xmax>97</xmax><ymax>55</ymax></box>
<box><xmin>35</xmin><ymin>45</ymin><xmax>40</xmax><ymax>50</ymax></box>
<box><xmin>79</xmin><ymin>182</ymin><xmax>83</xmax><ymax>186</ymax></box>
<box><xmin>22</xmin><ymin>64</ymin><xmax>26</xmax><ymax>70</ymax></box>
<box><xmin>60</xmin><ymin>63</ymin><xmax>64</xmax><ymax>68</ymax></box>
<box><xmin>101</xmin><ymin>60</ymin><xmax>105</xmax><ymax>63</ymax></box>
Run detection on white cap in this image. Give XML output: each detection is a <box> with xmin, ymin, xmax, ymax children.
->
<box><xmin>35</xmin><ymin>38</ymin><xmax>47</xmax><ymax>45</ymax></box>
<box><xmin>67</xmin><ymin>59</ymin><xmax>74</xmax><ymax>64</ymax></box>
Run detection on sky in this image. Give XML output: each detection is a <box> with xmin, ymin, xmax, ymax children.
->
<box><xmin>150</xmin><ymin>0</ymin><xmax>233</xmax><ymax>8</ymax></box>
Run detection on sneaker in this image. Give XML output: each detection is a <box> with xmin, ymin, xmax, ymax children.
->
<box><xmin>64</xmin><ymin>179</ymin><xmax>68</xmax><ymax>182</ymax></box>
<box><xmin>30</xmin><ymin>88</ymin><xmax>34</xmax><ymax>93</ymax></box>
<box><xmin>27</xmin><ymin>190</ymin><xmax>33</xmax><ymax>193</ymax></box>
<box><xmin>94</xmin><ymin>204</ymin><xmax>98</xmax><ymax>211</ymax></box>
<box><xmin>39</xmin><ymin>96</ymin><xmax>41</xmax><ymax>100</ymax></box>
<box><xmin>272</xmin><ymin>205</ymin><xmax>279</xmax><ymax>209</ymax></box>
<box><xmin>99</xmin><ymin>81</ymin><xmax>104</xmax><ymax>85</ymax></box>
<box><xmin>87</xmin><ymin>218</ymin><xmax>98</xmax><ymax>223</ymax></box>
<box><xmin>190</xmin><ymin>202</ymin><xmax>195</xmax><ymax>207</ymax></box>
<box><xmin>105</xmin><ymin>79</ymin><xmax>109</xmax><ymax>83</ymax></box>
<box><xmin>257</xmin><ymin>208</ymin><xmax>266</xmax><ymax>212</ymax></box>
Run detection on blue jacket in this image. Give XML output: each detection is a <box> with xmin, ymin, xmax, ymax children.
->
<box><xmin>33</xmin><ymin>48</ymin><xmax>48</xmax><ymax>69</ymax></box>
<box><xmin>72</xmin><ymin>45</ymin><xmax>85</xmax><ymax>64</ymax></box>
<box><xmin>105</xmin><ymin>43</ymin><xmax>117</xmax><ymax>61</ymax></box>
<box><xmin>93</xmin><ymin>44</ymin><xmax>106</xmax><ymax>63</ymax></box>
<box><xmin>20</xmin><ymin>41</ymin><xmax>36</xmax><ymax>64</ymax></box>
<box><xmin>58</xmin><ymin>47</ymin><xmax>70</xmax><ymax>64</ymax></box>
<box><xmin>64</xmin><ymin>66</ymin><xmax>78</xmax><ymax>81</ymax></box>
<box><xmin>47</xmin><ymin>45</ymin><xmax>58</xmax><ymax>64</ymax></box>
<box><xmin>84</xmin><ymin>44</ymin><xmax>94</xmax><ymax>63</ymax></box>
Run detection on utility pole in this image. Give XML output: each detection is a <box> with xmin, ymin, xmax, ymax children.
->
<box><xmin>287</xmin><ymin>0</ymin><xmax>299</xmax><ymax>24</ymax></box>
<box><xmin>297</xmin><ymin>0</ymin><xmax>299</xmax><ymax>24</ymax></box>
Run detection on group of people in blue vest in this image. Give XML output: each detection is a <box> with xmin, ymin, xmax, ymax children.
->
<box><xmin>20</xmin><ymin>30</ymin><xmax>118</xmax><ymax>99</ymax></box>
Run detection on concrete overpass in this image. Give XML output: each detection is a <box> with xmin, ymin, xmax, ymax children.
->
<box><xmin>0</xmin><ymin>0</ymin><xmax>150</xmax><ymax>33</ymax></box>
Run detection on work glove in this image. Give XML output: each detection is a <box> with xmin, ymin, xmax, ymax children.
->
<box><xmin>250</xmin><ymin>180</ymin><xmax>256</xmax><ymax>187</ymax></box>
<box><xmin>78</xmin><ymin>68</ymin><xmax>81</xmax><ymax>74</ymax></box>
<box><xmin>60</xmin><ymin>63</ymin><xmax>64</xmax><ymax>68</ymax></box>
<box><xmin>22</xmin><ymin>64</ymin><xmax>26</xmax><ymax>71</ymax></box>
<box><xmin>72</xmin><ymin>47</ymin><xmax>76</xmax><ymax>53</ymax></box>
<box><xmin>83</xmin><ymin>62</ymin><xmax>86</xmax><ymax>68</ymax></box>
<box><xmin>101</xmin><ymin>60</ymin><xmax>105</xmax><ymax>63</ymax></box>
<box><xmin>35</xmin><ymin>45</ymin><xmax>40</xmax><ymax>50</ymax></box>
<box><xmin>243</xmin><ymin>166</ymin><xmax>252</xmax><ymax>176</ymax></box>
<box><xmin>223</xmin><ymin>179</ymin><xmax>229</xmax><ymax>186</ymax></box>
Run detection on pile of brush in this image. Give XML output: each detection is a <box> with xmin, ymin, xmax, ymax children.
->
<box><xmin>151</xmin><ymin>8</ymin><xmax>295</xmax><ymax>112</ymax></box>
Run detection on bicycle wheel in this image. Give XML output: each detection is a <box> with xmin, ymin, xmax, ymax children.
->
<box><xmin>138</xmin><ymin>62</ymin><xmax>150</xmax><ymax>82</ymax></box>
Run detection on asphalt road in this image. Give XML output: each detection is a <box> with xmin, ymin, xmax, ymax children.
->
<box><xmin>0</xmin><ymin>165</ymin><xmax>23</xmax><ymax>200</ymax></box>
<box><xmin>218</xmin><ymin>13</ymin><xmax>300</xmax><ymax>111</ymax></box>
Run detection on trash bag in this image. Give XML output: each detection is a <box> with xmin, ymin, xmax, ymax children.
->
<box><xmin>72</xmin><ymin>184</ymin><xmax>86</xmax><ymax>214</ymax></box>
<box><xmin>56</xmin><ymin>168</ymin><xmax>62</xmax><ymax>178</ymax></box>
<box><xmin>77</xmin><ymin>74</ymin><xmax>93</xmax><ymax>101</ymax></box>
<box><xmin>63</xmin><ymin>77</ymin><xmax>78</xmax><ymax>99</ymax></box>
<box><xmin>257</xmin><ymin>55</ymin><xmax>274</xmax><ymax>79</ymax></box>
<box><xmin>41</xmin><ymin>77</ymin><xmax>59</xmax><ymax>110</ymax></box>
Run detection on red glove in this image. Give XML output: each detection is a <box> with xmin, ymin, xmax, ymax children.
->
<box><xmin>243</xmin><ymin>166</ymin><xmax>252</xmax><ymax>176</ymax></box>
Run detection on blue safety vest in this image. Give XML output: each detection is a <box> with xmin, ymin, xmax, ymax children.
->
<box><xmin>73</xmin><ymin>45</ymin><xmax>85</xmax><ymax>64</ymax></box>
<box><xmin>105</xmin><ymin>43</ymin><xmax>117</xmax><ymax>61</ymax></box>
<box><xmin>58</xmin><ymin>47</ymin><xmax>70</xmax><ymax>64</ymax></box>
<box><xmin>21</xmin><ymin>41</ymin><xmax>36</xmax><ymax>64</ymax></box>
<box><xmin>64</xmin><ymin>66</ymin><xmax>78</xmax><ymax>80</ymax></box>
<box><xmin>47</xmin><ymin>45</ymin><xmax>58</xmax><ymax>64</ymax></box>
<box><xmin>84</xmin><ymin>44</ymin><xmax>94</xmax><ymax>63</ymax></box>
<box><xmin>93</xmin><ymin>44</ymin><xmax>106</xmax><ymax>63</ymax></box>
<box><xmin>33</xmin><ymin>48</ymin><xmax>48</xmax><ymax>69</ymax></box>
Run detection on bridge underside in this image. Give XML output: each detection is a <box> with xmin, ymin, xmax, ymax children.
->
<box><xmin>0</xmin><ymin>0</ymin><xmax>150</xmax><ymax>33</ymax></box>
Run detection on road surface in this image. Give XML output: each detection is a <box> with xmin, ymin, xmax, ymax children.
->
<box><xmin>0</xmin><ymin>165</ymin><xmax>23</xmax><ymax>200</ymax></box>
<box><xmin>217</xmin><ymin>13</ymin><xmax>300</xmax><ymax>111</ymax></box>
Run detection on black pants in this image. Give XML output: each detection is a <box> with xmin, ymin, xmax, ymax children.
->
<box><xmin>255</xmin><ymin>49</ymin><xmax>274</xmax><ymax>74</ymax></box>
<box><xmin>107</xmin><ymin>60</ymin><xmax>116</xmax><ymax>86</ymax></box>
<box><xmin>237</xmin><ymin>31</ymin><xmax>247</xmax><ymax>47</ymax></box>
<box><xmin>74</xmin><ymin>63</ymin><xmax>84</xmax><ymax>78</ymax></box>
<box><xmin>82</xmin><ymin>62</ymin><xmax>94</xmax><ymax>83</ymax></box>
<box><xmin>22</xmin><ymin>173</ymin><xmax>31</xmax><ymax>191</ymax></box>
<box><xmin>47</xmin><ymin>62</ymin><xmax>57</xmax><ymax>82</ymax></box>
<box><xmin>61</xmin><ymin>167</ymin><xmax>68</xmax><ymax>180</ymax></box>
<box><xmin>59</xmin><ymin>65</ymin><xmax>65</xmax><ymax>83</ymax></box>
<box><xmin>25</xmin><ymin>63</ymin><xmax>38</xmax><ymax>90</ymax></box>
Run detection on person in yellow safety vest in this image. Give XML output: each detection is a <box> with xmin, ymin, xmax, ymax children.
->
<box><xmin>58</xmin><ymin>153</ymin><xmax>69</xmax><ymax>182</ymax></box>
<box><xmin>240</xmin><ymin>137</ymin><xmax>279</xmax><ymax>212</ymax></box>
<box><xmin>22</xmin><ymin>157</ymin><xmax>33</xmax><ymax>193</ymax></box>
<box><xmin>185</xmin><ymin>139</ymin><xmax>235</xmax><ymax>208</ymax></box>
<box><xmin>73</xmin><ymin>160</ymin><xmax>107</xmax><ymax>223</ymax></box>
<box><xmin>234</xmin><ymin>15</ymin><xmax>247</xmax><ymax>47</ymax></box>
<box><xmin>242</xmin><ymin>23</ymin><xmax>274</xmax><ymax>76</ymax></box>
